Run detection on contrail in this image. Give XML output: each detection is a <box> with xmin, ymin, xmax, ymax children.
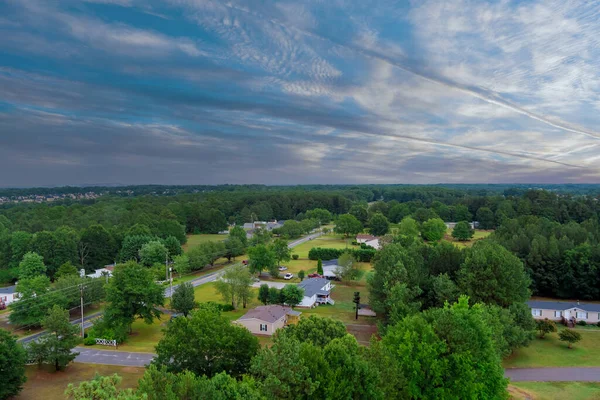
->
<box><xmin>223</xmin><ymin>2</ymin><xmax>600</xmax><ymax>142</ymax></box>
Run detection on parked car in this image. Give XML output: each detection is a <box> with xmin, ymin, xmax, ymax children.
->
<box><xmin>242</xmin><ymin>260</ymin><xmax>248</xmax><ymax>265</ymax></box>
<box><xmin>252</xmin><ymin>277</ymin><xmax>260</xmax><ymax>283</ymax></box>
<box><xmin>308</xmin><ymin>273</ymin><xmax>322</xmax><ymax>278</ymax></box>
<box><xmin>278</xmin><ymin>266</ymin><xmax>288</xmax><ymax>271</ymax></box>
<box><xmin>284</xmin><ymin>273</ymin><xmax>294</xmax><ymax>280</ymax></box>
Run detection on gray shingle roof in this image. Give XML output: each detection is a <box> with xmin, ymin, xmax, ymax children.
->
<box><xmin>528</xmin><ymin>300</ymin><xmax>600</xmax><ymax>312</ymax></box>
<box><xmin>0</xmin><ymin>285</ymin><xmax>16</xmax><ymax>295</ymax></box>
<box><xmin>298</xmin><ymin>278</ymin><xmax>329</xmax><ymax>297</ymax></box>
<box><xmin>238</xmin><ymin>305</ymin><xmax>292</xmax><ymax>323</ymax></box>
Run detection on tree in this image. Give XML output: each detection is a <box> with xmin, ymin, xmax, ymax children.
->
<box><xmin>215</xmin><ymin>263</ymin><xmax>253</xmax><ymax>309</ymax></box>
<box><xmin>298</xmin><ymin>270</ymin><xmax>305</xmax><ymax>281</ymax></box>
<box><xmin>104</xmin><ymin>261</ymin><xmax>164</xmax><ymax>332</ymax></box>
<box><xmin>187</xmin><ymin>241</ymin><xmax>225</xmax><ymax>271</ymax></box>
<box><xmin>18</xmin><ymin>251</ymin><xmax>46</xmax><ymax>279</ymax></box>
<box><xmin>30</xmin><ymin>231</ymin><xmax>58</xmax><ymax>278</ymax></box>
<box><xmin>453</xmin><ymin>204</ymin><xmax>472</xmax><ymax>222</ymax></box>
<box><xmin>536</xmin><ymin>318</ymin><xmax>557</xmax><ymax>339</ymax></box>
<box><xmin>80</xmin><ymin>225</ymin><xmax>117</xmax><ymax>271</ymax></box>
<box><xmin>10</xmin><ymin>231</ymin><xmax>32</xmax><ymax>268</ymax></box>
<box><xmin>281</xmin><ymin>285</ymin><xmax>304</xmax><ymax>307</ymax></box>
<box><xmin>229</xmin><ymin>226</ymin><xmax>248</xmax><ymax>247</ymax></box>
<box><xmin>317</xmin><ymin>259</ymin><xmax>323</xmax><ymax>275</ymax></box>
<box><xmin>139</xmin><ymin>240</ymin><xmax>168</xmax><ymax>266</ymax></box>
<box><xmin>153</xmin><ymin>305</ymin><xmax>260</xmax><ymax>377</ymax></box>
<box><xmin>425</xmin><ymin>240</ymin><xmax>464</xmax><ymax>278</ymax></box>
<box><xmin>120</xmin><ymin>235</ymin><xmax>154</xmax><ymax>263</ymax></box>
<box><xmin>271</xmin><ymin>238</ymin><xmax>291</xmax><ymax>267</ymax></box>
<box><xmin>65</xmin><ymin>374</ymin><xmax>141</xmax><ymax>400</ymax></box>
<box><xmin>28</xmin><ymin>305</ymin><xmax>80</xmax><ymax>371</ymax></box>
<box><xmin>349</xmin><ymin>204</ymin><xmax>368</xmax><ymax>224</ymax></box>
<box><xmin>10</xmin><ymin>275</ymin><xmax>66</xmax><ymax>327</ymax></box>
<box><xmin>451</xmin><ymin>221</ymin><xmax>474</xmax><ymax>241</ymax></box>
<box><xmin>258</xmin><ymin>283</ymin><xmax>270</xmax><ymax>305</ymax></box>
<box><xmin>247</xmin><ymin>244</ymin><xmax>277</xmax><ymax>276</ymax></box>
<box><xmin>559</xmin><ymin>329</ymin><xmax>582</xmax><ymax>349</ymax></box>
<box><xmin>160</xmin><ymin>236</ymin><xmax>182</xmax><ymax>259</ymax></box>
<box><xmin>335</xmin><ymin>214</ymin><xmax>363</xmax><ymax>237</ymax></box>
<box><xmin>421</xmin><ymin>218</ymin><xmax>447</xmax><ymax>241</ymax></box>
<box><xmin>0</xmin><ymin>330</ymin><xmax>27</xmax><ymax>399</ymax></box>
<box><xmin>398</xmin><ymin>217</ymin><xmax>419</xmax><ymax>237</ymax></box>
<box><xmin>369</xmin><ymin>213</ymin><xmax>389</xmax><ymax>236</ymax></box>
<box><xmin>458</xmin><ymin>241</ymin><xmax>531</xmax><ymax>308</ymax></box>
<box><xmin>306</xmin><ymin>208</ymin><xmax>332</xmax><ymax>225</ymax></box>
<box><xmin>224</xmin><ymin>237</ymin><xmax>244</xmax><ymax>262</ymax></box>
<box><xmin>171</xmin><ymin>282</ymin><xmax>196</xmax><ymax>316</ymax></box>
<box><xmin>335</xmin><ymin>252</ymin><xmax>361</xmax><ymax>281</ymax></box>
<box><xmin>268</xmin><ymin>287</ymin><xmax>282</xmax><ymax>305</ymax></box>
<box><xmin>249</xmin><ymin>228</ymin><xmax>272</xmax><ymax>246</ymax></box>
<box><xmin>476</xmin><ymin>207</ymin><xmax>495</xmax><ymax>229</ymax></box>
<box><xmin>172</xmin><ymin>254</ymin><xmax>190</xmax><ymax>275</ymax></box>
<box><xmin>55</xmin><ymin>261</ymin><xmax>79</xmax><ymax>279</ymax></box>
<box><xmin>279</xmin><ymin>315</ymin><xmax>347</xmax><ymax>347</ymax></box>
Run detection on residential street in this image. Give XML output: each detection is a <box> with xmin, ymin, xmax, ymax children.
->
<box><xmin>505</xmin><ymin>367</ymin><xmax>600</xmax><ymax>382</ymax></box>
<box><xmin>74</xmin><ymin>347</ymin><xmax>155</xmax><ymax>367</ymax></box>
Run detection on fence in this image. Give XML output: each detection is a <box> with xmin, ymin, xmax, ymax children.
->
<box><xmin>95</xmin><ymin>338</ymin><xmax>117</xmax><ymax>347</ymax></box>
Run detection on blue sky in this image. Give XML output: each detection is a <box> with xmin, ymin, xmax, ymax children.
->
<box><xmin>1</xmin><ymin>0</ymin><xmax>600</xmax><ymax>186</ymax></box>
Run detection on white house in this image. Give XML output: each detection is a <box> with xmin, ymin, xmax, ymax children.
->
<box><xmin>297</xmin><ymin>278</ymin><xmax>334</xmax><ymax>307</ymax></box>
<box><xmin>356</xmin><ymin>234</ymin><xmax>381</xmax><ymax>250</ymax></box>
<box><xmin>528</xmin><ymin>300</ymin><xmax>600</xmax><ymax>326</ymax></box>
<box><xmin>0</xmin><ymin>285</ymin><xmax>19</xmax><ymax>307</ymax></box>
<box><xmin>86</xmin><ymin>266</ymin><xmax>114</xmax><ymax>279</ymax></box>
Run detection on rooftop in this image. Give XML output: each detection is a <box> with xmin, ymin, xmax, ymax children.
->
<box><xmin>298</xmin><ymin>277</ymin><xmax>330</xmax><ymax>297</ymax></box>
<box><xmin>0</xmin><ymin>285</ymin><xmax>17</xmax><ymax>294</ymax></box>
<box><xmin>527</xmin><ymin>300</ymin><xmax>600</xmax><ymax>313</ymax></box>
<box><xmin>238</xmin><ymin>305</ymin><xmax>294</xmax><ymax>323</ymax></box>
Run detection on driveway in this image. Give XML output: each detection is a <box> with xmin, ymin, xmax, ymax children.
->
<box><xmin>505</xmin><ymin>367</ymin><xmax>600</xmax><ymax>382</ymax></box>
<box><xmin>251</xmin><ymin>281</ymin><xmax>287</xmax><ymax>289</ymax></box>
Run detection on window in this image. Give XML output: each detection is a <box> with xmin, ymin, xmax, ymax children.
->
<box><xmin>532</xmin><ymin>309</ymin><xmax>542</xmax><ymax>317</ymax></box>
<box><xmin>259</xmin><ymin>324</ymin><xmax>268</xmax><ymax>332</ymax></box>
<box><xmin>554</xmin><ymin>311</ymin><xmax>562</xmax><ymax>318</ymax></box>
<box><xmin>576</xmin><ymin>312</ymin><xmax>588</xmax><ymax>320</ymax></box>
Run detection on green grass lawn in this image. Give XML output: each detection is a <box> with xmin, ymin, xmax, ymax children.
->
<box><xmin>444</xmin><ymin>229</ymin><xmax>493</xmax><ymax>248</ymax></box>
<box><xmin>504</xmin><ymin>328</ymin><xmax>600</xmax><ymax>368</ymax></box>
<box><xmin>292</xmin><ymin>235</ymin><xmax>353</xmax><ymax>259</ymax></box>
<box><xmin>19</xmin><ymin>363</ymin><xmax>144</xmax><ymax>400</ymax></box>
<box><xmin>182</xmin><ymin>234</ymin><xmax>227</xmax><ymax>252</ymax></box>
<box><xmin>509</xmin><ymin>382</ymin><xmax>600</xmax><ymax>400</ymax></box>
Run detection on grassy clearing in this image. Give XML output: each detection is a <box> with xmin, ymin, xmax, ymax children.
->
<box><xmin>182</xmin><ymin>234</ymin><xmax>227</xmax><ymax>252</ymax></box>
<box><xmin>292</xmin><ymin>235</ymin><xmax>353</xmax><ymax>259</ymax></box>
<box><xmin>509</xmin><ymin>382</ymin><xmax>600</xmax><ymax>400</ymax></box>
<box><xmin>444</xmin><ymin>229</ymin><xmax>493</xmax><ymax>248</ymax></box>
<box><xmin>19</xmin><ymin>363</ymin><xmax>144</xmax><ymax>400</ymax></box>
<box><xmin>504</xmin><ymin>329</ymin><xmax>600</xmax><ymax>368</ymax></box>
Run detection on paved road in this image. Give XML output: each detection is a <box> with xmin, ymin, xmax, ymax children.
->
<box><xmin>75</xmin><ymin>347</ymin><xmax>155</xmax><ymax>367</ymax></box>
<box><xmin>287</xmin><ymin>231</ymin><xmax>323</xmax><ymax>249</ymax></box>
<box><xmin>505</xmin><ymin>367</ymin><xmax>600</xmax><ymax>382</ymax></box>
<box><xmin>18</xmin><ymin>312</ymin><xmax>102</xmax><ymax>344</ymax></box>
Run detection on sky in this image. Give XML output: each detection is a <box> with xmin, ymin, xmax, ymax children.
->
<box><xmin>1</xmin><ymin>0</ymin><xmax>600</xmax><ymax>187</ymax></box>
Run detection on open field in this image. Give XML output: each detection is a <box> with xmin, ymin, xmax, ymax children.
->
<box><xmin>182</xmin><ymin>233</ymin><xmax>227</xmax><ymax>252</ymax></box>
<box><xmin>504</xmin><ymin>329</ymin><xmax>600</xmax><ymax>368</ymax></box>
<box><xmin>291</xmin><ymin>235</ymin><xmax>352</xmax><ymax>259</ymax></box>
<box><xmin>509</xmin><ymin>382</ymin><xmax>600</xmax><ymax>400</ymax></box>
<box><xmin>444</xmin><ymin>229</ymin><xmax>493</xmax><ymax>248</ymax></box>
<box><xmin>18</xmin><ymin>363</ymin><xmax>144</xmax><ymax>400</ymax></box>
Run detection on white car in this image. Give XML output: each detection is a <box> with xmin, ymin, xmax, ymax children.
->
<box><xmin>278</xmin><ymin>266</ymin><xmax>288</xmax><ymax>271</ymax></box>
<box><xmin>283</xmin><ymin>273</ymin><xmax>293</xmax><ymax>280</ymax></box>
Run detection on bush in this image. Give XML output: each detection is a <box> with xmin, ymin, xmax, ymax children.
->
<box><xmin>83</xmin><ymin>336</ymin><xmax>96</xmax><ymax>346</ymax></box>
<box><xmin>597</xmin><ymin>321</ymin><xmax>600</xmax><ymax>328</ymax></box>
<box><xmin>351</xmin><ymin>241</ymin><xmax>358</xmax><ymax>246</ymax></box>
<box><xmin>220</xmin><ymin>304</ymin><xmax>235</xmax><ymax>312</ymax></box>
<box><xmin>577</xmin><ymin>320</ymin><xmax>587</xmax><ymax>326</ymax></box>
<box><xmin>292</xmin><ymin>254</ymin><xmax>299</xmax><ymax>260</ymax></box>
<box><xmin>203</xmin><ymin>301</ymin><xmax>235</xmax><ymax>312</ymax></box>
<box><xmin>89</xmin><ymin>318</ymin><xmax>129</xmax><ymax>344</ymax></box>
<box><xmin>308</xmin><ymin>247</ymin><xmax>376</xmax><ymax>262</ymax></box>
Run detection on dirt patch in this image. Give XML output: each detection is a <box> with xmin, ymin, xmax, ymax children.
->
<box><xmin>346</xmin><ymin>323</ymin><xmax>378</xmax><ymax>345</ymax></box>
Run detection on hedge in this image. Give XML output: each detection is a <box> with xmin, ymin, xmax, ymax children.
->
<box><xmin>308</xmin><ymin>247</ymin><xmax>376</xmax><ymax>262</ymax></box>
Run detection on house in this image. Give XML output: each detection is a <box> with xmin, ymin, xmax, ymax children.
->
<box><xmin>528</xmin><ymin>300</ymin><xmax>600</xmax><ymax>326</ymax></box>
<box><xmin>233</xmin><ymin>305</ymin><xmax>301</xmax><ymax>336</ymax></box>
<box><xmin>0</xmin><ymin>285</ymin><xmax>19</xmax><ymax>308</ymax></box>
<box><xmin>87</xmin><ymin>266</ymin><xmax>114</xmax><ymax>279</ymax></box>
<box><xmin>297</xmin><ymin>277</ymin><xmax>334</xmax><ymax>307</ymax></box>
<box><xmin>445</xmin><ymin>221</ymin><xmax>479</xmax><ymax>230</ymax></box>
<box><xmin>356</xmin><ymin>234</ymin><xmax>381</xmax><ymax>249</ymax></box>
<box><xmin>322</xmin><ymin>259</ymin><xmax>339</xmax><ymax>280</ymax></box>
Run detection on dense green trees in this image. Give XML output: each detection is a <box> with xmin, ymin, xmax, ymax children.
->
<box><xmin>271</xmin><ymin>238</ymin><xmax>291</xmax><ymax>267</ymax></box>
<box><xmin>18</xmin><ymin>251</ymin><xmax>46</xmax><ymax>279</ymax></box>
<box><xmin>247</xmin><ymin>244</ymin><xmax>277</xmax><ymax>276</ymax></box>
<box><xmin>368</xmin><ymin>213</ymin><xmax>389</xmax><ymax>236</ymax></box>
<box><xmin>0</xmin><ymin>330</ymin><xmax>27</xmax><ymax>399</ymax></box>
<box><xmin>335</xmin><ymin>214</ymin><xmax>363</xmax><ymax>237</ymax></box>
<box><xmin>171</xmin><ymin>282</ymin><xmax>196</xmax><ymax>316</ymax></box>
<box><xmin>154</xmin><ymin>305</ymin><xmax>260</xmax><ymax>377</ymax></box>
<box><xmin>10</xmin><ymin>274</ymin><xmax>65</xmax><ymax>327</ymax></box>
<box><xmin>214</xmin><ymin>263</ymin><xmax>253</xmax><ymax>309</ymax></box>
<box><xmin>451</xmin><ymin>221</ymin><xmax>474</xmax><ymax>241</ymax></box>
<box><xmin>420</xmin><ymin>218</ymin><xmax>447</xmax><ymax>241</ymax></box>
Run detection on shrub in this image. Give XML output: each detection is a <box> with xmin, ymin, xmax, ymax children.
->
<box><xmin>83</xmin><ymin>336</ymin><xmax>96</xmax><ymax>346</ymax></box>
<box><xmin>292</xmin><ymin>254</ymin><xmax>299</xmax><ymax>260</ymax></box>
<box><xmin>351</xmin><ymin>241</ymin><xmax>358</xmax><ymax>246</ymax></box>
<box><xmin>308</xmin><ymin>247</ymin><xmax>376</xmax><ymax>262</ymax></box>
<box><xmin>220</xmin><ymin>304</ymin><xmax>235</xmax><ymax>312</ymax></box>
<box><xmin>596</xmin><ymin>321</ymin><xmax>600</xmax><ymax>328</ymax></box>
<box><xmin>577</xmin><ymin>320</ymin><xmax>587</xmax><ymax>326</ymax></box>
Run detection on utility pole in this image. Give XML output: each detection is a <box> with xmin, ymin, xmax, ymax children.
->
<box><xmin>169</xmin><ymin>267</ymin><xmax>173</xmax><ymax>300</ymax></box>
<box><xmin>353</xmin><ymin>291</ymin><xmax>360</xmax><ymax>320</ymax></box>
<box><xmin>79</xmin><ymin>269</ymin><xmax>85</xmax><ymax>337</ymax></box>
<box><xmin>165</xmin><ymin>250</ymin><xmax>169</xmax><ymax>282</ymax></box>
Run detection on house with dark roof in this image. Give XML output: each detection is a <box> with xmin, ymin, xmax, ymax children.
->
<box><xmin>0</xmin><ymin>285</ymin><xmax>19</xmax><ymax>308</ymax></box>
<box><xmin>233</xmin><ymin>305</ymin><xmax>301</xmax><ymax>336</ymax></box>
<box><xmin>297</xmin><ymin>277</ymin><xmax>334</xmax><ymax>307</ymax></box>
<box><xmin>528</xmin><ymin>300</ymin><xmax>600</xmax><ymax>325</ymax></box>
